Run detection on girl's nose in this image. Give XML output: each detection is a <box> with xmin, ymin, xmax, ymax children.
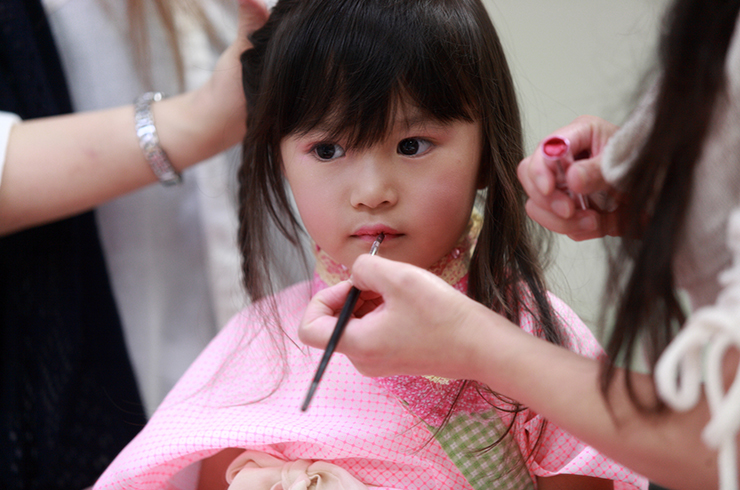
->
<box><xmin>349</xmin><ymin>159</ymin><xmax>398</xmax><ymax>210</ymax></box>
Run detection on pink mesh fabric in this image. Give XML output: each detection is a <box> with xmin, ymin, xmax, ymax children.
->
<box><xmin>512</xmin><ymin>295</ymin><xmax>647</xmax><ymax>490</ymax></box>
<box><xmin>94</xmin><ymin>279</ymin><xmax>646</xmax><ymax>490</ymax></box>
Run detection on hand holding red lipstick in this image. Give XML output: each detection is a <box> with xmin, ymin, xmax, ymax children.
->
<box><xmin>541</xmin><ymin>136</ymin><xmax>589</xmax><ymax>211</ymax></box>
<box><xmin>517</xmin><ymin>115</ymin><xmax>624</xmax><ymax>241</ymax></box>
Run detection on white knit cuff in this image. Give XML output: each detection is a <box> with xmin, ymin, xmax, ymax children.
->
<box><xmin>0</xmin><ymin>111</ymin><xmax>21</xmax><ymax>192</ymax></box>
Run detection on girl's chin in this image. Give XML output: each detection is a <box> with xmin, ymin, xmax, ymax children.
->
<box><xmin>344</xmin><ymin>253</ymin><xmax>439</xmax><ymax>272</ymax></box>
<box><xmin>328</xmin><ymin>241</ymin><xmax>445</xmax><ymax>271</ymax></box>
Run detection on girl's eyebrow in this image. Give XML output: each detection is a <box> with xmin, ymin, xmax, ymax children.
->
<box><xmin>397</xmin><ymin>115</ymin><xmax>447</xmax><ymax>132</ymax></box>
<box><xmin>394</xmin><ymin>106</ymin><xmax>426</xmax><ymax>128</ymax></box>
<box><xmin>394</xmin><ymin>106</ymin><xmax>452</xmax><ymax>131</ymax></box>
<box><xmin>298</xmin><ymin>110</ymin><xmax>446</xmax><ymax>140</ymax></box>
<box><xmin>297</xmin><ymin>125</ymin><xmax>335</xmax><ymax>139</ymax></box>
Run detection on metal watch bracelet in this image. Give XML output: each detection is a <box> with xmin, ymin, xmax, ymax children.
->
<box><xmin>134</xmin><ymin>92</ymin><xmax>182</xmax><ymax>186</ymax></box>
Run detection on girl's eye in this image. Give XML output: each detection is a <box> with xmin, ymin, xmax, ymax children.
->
<box><xmin>397</xmin><ymin>138</ymin><xmax>432</xmax><ymax>156</ymax></box>
<box><xmin>313</xmin><ymin>143</ymin><xmax>345</xmax><ymax>161</ymax></box>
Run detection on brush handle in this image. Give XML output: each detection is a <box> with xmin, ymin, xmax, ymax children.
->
<box><xmin>301</xmin><ymin>286</ymin><xmax>361</xmax><ymax>411</ymax></box>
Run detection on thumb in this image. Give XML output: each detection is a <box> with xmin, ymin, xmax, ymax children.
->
<box><xmin>567</xmin><ymin>158</ymin><xmax>609</xmax><ymax>195</ymax></box>
<box><xmin>348</xmin><ymin>254</ymin><xmax>401</xmax><ymax>296</ymax></box>
<box><xmin>299</xmin><ymin>280</ymin><xmax>354</xmax><ymax>348</ymax></box>
<box><xmin>351</xmin><ymin>254</ymin><xmax>447</xmax><ymax>310</ymax></box>
<box><xmin>237</xmin><ymin>0</ymin><xmax>270</xmax><ymax>48</ymax></box>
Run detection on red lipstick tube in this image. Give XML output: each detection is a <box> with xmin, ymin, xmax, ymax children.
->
<box><xmin>541</xmin><ymin>136</ymin><xmax>588</xmax><ymax>211</ymax></box>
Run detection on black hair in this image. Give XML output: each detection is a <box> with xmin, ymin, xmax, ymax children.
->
<box><xmin>602</xmin><ymin>0</ymin><xmax>740</xmax><ymax>408</ymax></box>
<box><xmin>238</xmin><ymin>0</ymin><xmax>565</xmax><ymax>463</ymax></box>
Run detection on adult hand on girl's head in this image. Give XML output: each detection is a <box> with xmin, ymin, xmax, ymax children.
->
<box><xmin>238</xmin><ymin>0</ymin><xmax>271</xmax><ymax>36</ymax></box>
<box><xmin>181</xmin><ymin>0</ymin><xmax>270</xmax><ymax>151</ymax></box>
<box><xmin>299</xmin><ymin>255</ymin><xmax>498</xmax><ymax>380</ymax></box>
<box><xmin>517</xmin><ymin>115</ymin><xmax>623</xmax><ymax>241</ymax></box>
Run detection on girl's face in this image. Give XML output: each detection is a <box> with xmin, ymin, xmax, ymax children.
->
<box><xmin>280</xmin><ymin>105</ymin><xmax>483</xmax><ymax>271</ymax></box>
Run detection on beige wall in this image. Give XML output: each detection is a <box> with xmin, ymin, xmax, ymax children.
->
<box><xmin>483</xmin><ymin>1</ymin><xmax>671</xmax><ymax>337</ymax></box>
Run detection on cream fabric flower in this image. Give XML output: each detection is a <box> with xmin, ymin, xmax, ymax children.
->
<box><xmin>226</xmin><ymin>451</ymin><xmax>370</xmax><ymax>490</ymax></box>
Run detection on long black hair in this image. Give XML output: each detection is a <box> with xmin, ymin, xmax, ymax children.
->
<box><xmin>602</xmin><ymin>0</ymin><xmax>740</xmax><ymax>407</ymax></box>
<box><xmin>238</xmin><ymin>0</ymin><xmax>565</xmax><ymax>458</ymax></box>
<box><xmin>240</xmin><ymin>0</ymin><xmax>561</xmax><ymax>338</ymax></box>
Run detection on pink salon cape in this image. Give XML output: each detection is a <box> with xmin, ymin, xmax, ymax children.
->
<box><xmin>94</xmin><ymin>250</ymin><xmax>647</xmax><ymax>490</ymax></box>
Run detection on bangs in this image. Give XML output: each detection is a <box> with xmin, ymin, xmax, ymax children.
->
<box><xmin>257</xmin><ymin>0</ymin><xmax>483</xmax><ymax>149</ymax></box>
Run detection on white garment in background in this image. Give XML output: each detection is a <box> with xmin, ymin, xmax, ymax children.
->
<box><xmin>0</xmin><ymin>112</ymin><xmax>20</xmax><ymax>188</ymax></box>
<box><xmin>0</xmin><ymin>0</ymin><xmax>306</xmax><ymax>416</ymax></box>
<box><xmin>44</xmin><ymin>0</ymin><xmax>241</xmax><ymax>415</ymax></box>
<box><xmin>41</xmin><ymin>0</ymin><xmax>260</xmax><ymax>415</ymax></box>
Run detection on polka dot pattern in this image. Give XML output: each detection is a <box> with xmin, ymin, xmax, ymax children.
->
<box><xmin>94</xmin><ymin>279</ymin><xmax>646</xmax><ymax>490</ymax></box>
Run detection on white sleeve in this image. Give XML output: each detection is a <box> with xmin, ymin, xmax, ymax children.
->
<box><xmin>0</xmin><ymin>111</ymin><xmax>21</xmax><ymax>190</ymax></box>
<box><xmin>655</xmin><ymin>208</ymin><xmax>740</xmax><ymax>490</ymax></box>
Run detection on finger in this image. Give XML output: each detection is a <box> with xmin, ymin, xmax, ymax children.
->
<box><xmin>353</xmin><ymin>294</ymin><xmax>383</xmax><ymax>318</ymax></box>
<box><xmin>600</xmin><ymin>210</ymin><xmax>622</xmax><ymax>237</ymax></box>
<box><xmin>561</xmin><ymin>115</ymin><xmax>619</xmax><ymax>158</ymax></box>
<box><xmin>522</xmin><ymin>185</ymin><xmax>579</xmax><ymax>221</ymax></box>
<box><xmin>518</xmin><ymin>153</ymin><xmax>556</xmax><ymax>199</ymax></box>
<box><xmin>357</xmin><ymin>288</ymin><xmax>382</xmax><ymax>301</ymax></box>
<box><xmin>213</xmin><ymin>0</ymin><xmax>269</xmax><ymax>73</ymax></box>
<box><xmin>566</xmin><ymin>228</ymin><xmax>608</xmax><ymax>242</ymax></box>
<box><xmin>566</xmin><ymin>158</ymin><xmax>611</xmax><ymax>196</ymax></box>
<box><xmin>518</xmin><ymin>150</ymin><xmax>579</xmax><ymax>219</ymax></box>
<box><xmin>565</xmin><ymin>212</ymin><xmax>620</xmax><ymax>241</ymax></box>
<box><xmin>347</xmin><ymin>254</ymin><xmax>401</xmax><ymax>295</ymax></box>
<box><xmin>298</xmin><ymin>280</ymin><xmax>354</xmax><ymax>348</ymax></box>
<box><xmin>525</xmin><ymin>200</ymin><xmax>602</xmax><ymax>238</ymax></box>
<box><xmin>237</xmin><ymin>0</ymin><xmax>270</xmax><ymax>40</ymax></box>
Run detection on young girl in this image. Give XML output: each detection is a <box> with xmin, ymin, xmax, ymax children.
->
<box><xmin>94</xmin><ymin>1</ymin><xmax>647</xmax><ymax>489</ymax></box>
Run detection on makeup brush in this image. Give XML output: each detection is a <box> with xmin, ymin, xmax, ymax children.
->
<box><xmin>301</xmin><ymin>232</ymin><xmax>385</xmax><ymax>411</ymax></box>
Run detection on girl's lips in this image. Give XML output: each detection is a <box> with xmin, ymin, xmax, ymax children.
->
<box><xmin>353</xmin><ymin>232</ymin><xmax>402</xmax><ymax>243</ymax></box>
<box><xmin>352</xmin><ymin>226</ymin><xmax>402</xmax><ymax>242</ymax></box>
